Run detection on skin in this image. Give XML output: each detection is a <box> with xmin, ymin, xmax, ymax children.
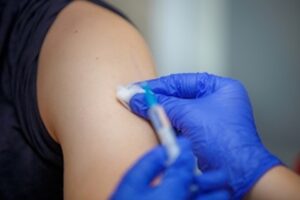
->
<box><xmin>37</xmin><ymin>0</ymin><xmax>158</xmax><ymax>199</ymax></box>
<box><xmin>245</xmin><ymin>166</ymin><xmax>300</xmax><ymax>200</ymax></box>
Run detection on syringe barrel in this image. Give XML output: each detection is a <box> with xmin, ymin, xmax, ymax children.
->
<box><xmin>148</xmin><ymin>105</ymin><xmax>180</xmax><ymax>164</ymax></box>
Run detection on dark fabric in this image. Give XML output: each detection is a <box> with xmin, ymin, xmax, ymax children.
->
<box><xmin>0</xmin><ymin>0</ymin><xmax>129</xmax><ymax>199</ymax></box>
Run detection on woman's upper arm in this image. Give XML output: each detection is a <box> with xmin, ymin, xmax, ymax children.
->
<box><xmin>37</xmin><ymin>1</ymin><xmax>158</xmax><ymax>199</ymax></box>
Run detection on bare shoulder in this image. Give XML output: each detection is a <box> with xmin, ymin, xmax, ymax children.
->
<box><xmin>38</xmin><ymin>0</ymin><xmax>156</xmax><ymax>139</ymax></box>
<box><xmin>38</xmin><ymin>1</ymin><xmax>157</xmax><ymax>199</ymax></box>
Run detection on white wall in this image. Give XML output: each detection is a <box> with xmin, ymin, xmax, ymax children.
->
<box><xmin>109</xmin><ymin>0</ymin><xmax>230</xmax><ymax>76</ymax></box>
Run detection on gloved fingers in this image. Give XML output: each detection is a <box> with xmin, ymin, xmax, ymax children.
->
<box><xmin>128</xmin><ymin>93</ymin><xmax>149</xmax><ymax>119</ymax></box>
<box><xmin>195</xmin><ymin>190</ymin><xmax>231</xmax><ymax>200</ymax></box>
<box><xmin>195</xmin><ymin>170</ymin><xmax>229</xmax><ymax>193</ymax></box>
<box><xmin>137</xmin><ymin>73</ymin><xmax>223</xmax><ymax>98</ymax></box>
<box><xmin>119</xmin><ymin>145</ymin><xmax>167</xmax><ymax>190</ymax></box>
<box><xmin>158</xmin><ymin>138</ymin><xmax>195</xmax><ymax>191</ymax></box>
<box><xmin>164</xmin><ymin>138</ymin><xmax>195</xmax><ymax>171</ymax></box>
<box><xmin>130</xmin><ymin>92</ymin><xmax>189</xmax><ymax>129</ymax></box>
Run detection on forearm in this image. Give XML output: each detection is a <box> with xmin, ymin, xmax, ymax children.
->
<box><xmin>245</xmin><ymin>166</ymin><xmax>300</xmax><ymax>200</ymax></box>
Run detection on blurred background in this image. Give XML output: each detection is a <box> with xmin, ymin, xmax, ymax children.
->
<box><xmin>108</xmin><ymin>0</ymin><xmax>300</xmax><ymax>166</ymax></box>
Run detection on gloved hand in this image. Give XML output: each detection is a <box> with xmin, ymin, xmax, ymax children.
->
<box><xmin>128</xmin><ymin>73</ymin><xmax>281</xmax><ymax>199</ymax></box>
<box><xmin>110</xmin><ymin>138</ymin><xmax>230</xmax><ymax>200</ymax></box>
<box><xmin>193</xmin><ymin>170</ymin><xmax>230</xmax><ymax>200</ymax></box>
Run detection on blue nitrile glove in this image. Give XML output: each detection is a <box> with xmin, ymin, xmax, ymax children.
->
<box><xmin>110</xmin><ymin>138</ymin><xmax>194</xmax><ymax>200</ymax></box>
<box><xmin>193</xmin><ymin>170</ymin><xmax>230</xmax><ymax>200</ymax></box>
<box><xmin>110</xmin><ymin>138</ymin><xmax>231</xmax><ymax>200</ymax></box>
<box><xmin>128</xmin><ymin>73</ymin><xmax>282</xmax><ymax>199</ymax></box>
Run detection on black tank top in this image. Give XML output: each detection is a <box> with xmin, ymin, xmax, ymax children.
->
<box><xmin>0</xmin><ymin>1</ymin><xmax>129</xmax><ymax>199</ymax></box>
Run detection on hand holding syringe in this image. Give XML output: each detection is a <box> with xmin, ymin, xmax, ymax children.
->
<box><xmin>142</xmin><ymin>84</ymin><xmax>180</xmax><ymax>164</ymax></box>
<box><xmin>117</xmin><ymin>83</ymin><xmax>201</xmax><ymax>192</ymax></box>
<box><xmin>117</xmin><ymin>83</ymin><xmax>188</xmax><ymax>165</ymax></box>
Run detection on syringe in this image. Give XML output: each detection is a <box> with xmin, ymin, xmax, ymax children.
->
<box><xmin>116</xmin><ymin>83</ymin><xmax>200</xmax><ymax>191</ymax></box>
<box><xmin>143</xmin><ymin>84</ymin><xmax>201</xmax><ymax>193</ymax></box>
<box><xmin>142</xmin><ymin>84</ymin><xmax>180</xmax><ymax>165</ymax></box>
<box><xmin>116</xmin><ymin>83</ymin><xmax>200</xmax><ymax>168</ymax></box>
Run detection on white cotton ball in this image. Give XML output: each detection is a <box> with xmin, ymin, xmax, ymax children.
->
<box><xmin>116</xmin><ymin>84</ymin><xmax>145</xmax><ymax>110</ymax></box>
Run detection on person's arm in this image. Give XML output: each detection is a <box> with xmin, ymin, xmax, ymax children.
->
<box><xmin>37</xmin><ymin>1</ymin><xmax>158</xmax><ymax>199</ymax></box>
<box><xmin>245</xmin><ymin>166</ymin><xmax>300</xmax><ymax>200</ymax></box>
